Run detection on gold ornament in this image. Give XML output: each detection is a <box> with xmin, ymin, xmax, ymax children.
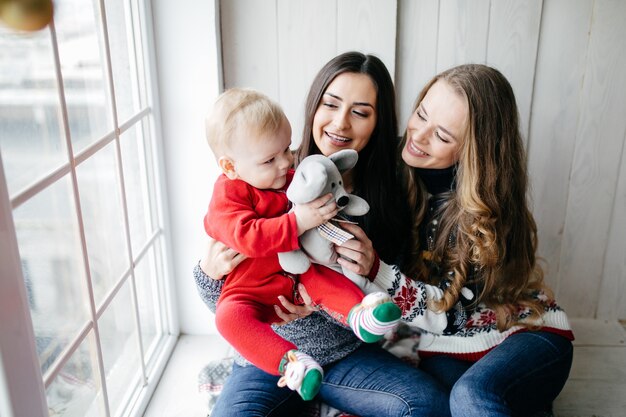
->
<box><xmin>0</xmin><ymin>0</ymin><xmax>54</xmax><ymax>32</ymax></box>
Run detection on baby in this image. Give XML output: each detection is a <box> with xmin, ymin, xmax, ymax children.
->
<box><xmin>203</xmin><ymin>88</ymin><xmax>401</xmax><ymax>400</ymax></box>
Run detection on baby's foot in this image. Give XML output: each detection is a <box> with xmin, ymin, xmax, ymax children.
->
<box><xmin>277</xmin><ymin>350</ymin><xmax>323</xmax><ymax>401</ymax></box>
<box><xmin>348</xmin><ymin>292</ymin><xmax>401</xmax><ymax>343</ymax></box>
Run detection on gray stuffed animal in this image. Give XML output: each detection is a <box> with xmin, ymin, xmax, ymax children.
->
<box><xmin>278</xmin><ymin>149</ymin><xmax>381</xmax><ymax>294</ymax></box>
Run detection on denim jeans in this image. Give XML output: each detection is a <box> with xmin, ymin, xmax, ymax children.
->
<box><xmin>419</xmin><ymin>331</ymin><xmax>574</xmax><ymax>417</ymax></box>
<box><xmin>210</xmin><ymin>343</ymin><xmax>450</xmax><ymax>417</ymax></box>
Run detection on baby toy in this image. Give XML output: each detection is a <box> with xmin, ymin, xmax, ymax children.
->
<box><xmin>278</xmin><ymin>149</ymin><xmax>380</xmax><ymax>294</ymax></box>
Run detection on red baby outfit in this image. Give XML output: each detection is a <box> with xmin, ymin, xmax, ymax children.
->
<box><xmin>204</xmin><ymin>171</ymin><xmax>365</xmax><ymax>375</ymax></box>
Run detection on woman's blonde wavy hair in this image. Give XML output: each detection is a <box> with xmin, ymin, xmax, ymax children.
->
<box><xmin>401</xmin><ymin>64</ymin><xmax>551</xmax><ymax>331</ymax></box>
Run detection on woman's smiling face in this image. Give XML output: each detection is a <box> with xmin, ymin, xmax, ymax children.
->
<box><xmin>402</xmin><ymin>79</ymin><xmax>467</xmax><ymax>169</ymax></box>
<box><xmin>312</xmin><ymin>72</ymin><xmax>378</xmax><ymax>156</ymax></box>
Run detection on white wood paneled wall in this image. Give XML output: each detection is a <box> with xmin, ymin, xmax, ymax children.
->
<box><xmin>218</xmin><ymin>0</ymin><xmax>626</xmax><ymax>320</ymax></box>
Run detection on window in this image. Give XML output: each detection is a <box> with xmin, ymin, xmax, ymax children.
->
<box><xmin>0</xmin><ymin>1</ymin><xmax>177</xmax><ymax>416</ymax></box>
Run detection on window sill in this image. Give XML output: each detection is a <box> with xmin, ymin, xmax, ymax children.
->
<box><xmin>142</xmin><ymin>334</ymin><xmax>231</xmax><ymax>417</ymax></box>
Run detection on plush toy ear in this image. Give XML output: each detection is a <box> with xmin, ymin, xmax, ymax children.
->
<box><xmin>287</xmin><ymin>160</ymin><xmax>328</xmax><ymax>204</ymax></box>
<box><xmin>329</xmin><ymin>149</ymin><xmax>358</xmax><ymax>173</ymax></box>
<box><xmin>342</xmin><ymin>195</ymin><xmax>370</xmax><ymax>216</ymax></box>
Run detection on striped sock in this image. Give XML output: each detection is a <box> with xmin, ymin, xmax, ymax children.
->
<box><xmin>348</xmin><ymin>292</ymin><xmax>401</xmax><ymax>343</ymax></box>
<box><xmin>277</xmin><ymin>350</ymin><xmax>323</xmax><ymax>401</ymax></box>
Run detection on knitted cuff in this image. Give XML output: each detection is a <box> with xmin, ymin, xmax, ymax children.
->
<box><xmin>372</xmin><ymin>260</ymin><xmax>399</xmax><ymax>291</ymax></box>
<box><xmin>367</xmin><ymin>251</ymin><xmax>380</xmax><ymax>282</ymax></box>
<box><xmin>194</xmin><ymin>261</ymin><xmax>224</xmax><ymax>313</ymax></box>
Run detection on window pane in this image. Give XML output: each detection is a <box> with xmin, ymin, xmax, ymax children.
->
<box><xmin>0</xmin><ymin>25</ymin><xmax>67</xmax><ymax>197</ymax></box>
<box><xmin>104</xmin><ymin>0</ymin><xmax>145</xmax><ymax>124</ymax></box>
<box><xmin>120</xmin><ymin>122</ymin><xmax>156</xmax><ymax>254</ymax></box>
<box><xmin>135</xmin><ymin>245</ymin><xmax>162</xmax><ymax>360</ymax></box>
<box><xmin>55</xmin><ymin>0</ymin><xmax>112</xmax><ymax>152</ymax></box>
<box><xmin>98</xmin><ymin>281</ymin><xmax>142</xmax><ymax>417</ymax></box>
<box><xmin>76</xmin><ymin>142</ymin><xmax>129</xmax><ymax>306</ymax></box>
<box><xmin>13</xmin><ymin>177</ymin><xmax>90</xmax><ymax>375</ymax></box>
<box><xmin>46</xmin><ymin>332</ymin><xmax>106</xmax><ymax>417</ymax></box>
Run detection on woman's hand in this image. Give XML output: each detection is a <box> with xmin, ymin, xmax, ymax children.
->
<box><xmin>273</xmin><ymin>284</ymin><xmax>318</xmax><ymax>325</ymax></box>
<box><xmin>199</xmin><ymin>237</ymin><xmax>246</xmax><ymax>280</ymax></box>
<box><xmin>335</xmin><ymin>222</ymin><xmax>375</xmax><ymax>276</ymax></box>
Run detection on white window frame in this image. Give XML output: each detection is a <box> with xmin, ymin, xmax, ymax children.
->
<box><xmin>0</xmin><ymin>155</ymin><xmax>48</xmax><ymax>417</ymax></box>
<box><xmin>0</xmin><ymin>0</ymin><xmax>224</xmax><ymax>415</ymax></box>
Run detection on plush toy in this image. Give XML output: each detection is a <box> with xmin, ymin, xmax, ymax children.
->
<box><xmin>278</xmin><ymin>149</ymin><xmax>380</xmax><ymax>294</ymax></box>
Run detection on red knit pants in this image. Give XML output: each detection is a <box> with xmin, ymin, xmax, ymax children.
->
<box><xmin>215</xmin><ymin>264</ymin><xmax>365</xmax><ymax>375</ymax></box>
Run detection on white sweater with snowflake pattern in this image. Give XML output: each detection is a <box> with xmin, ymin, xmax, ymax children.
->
<box><xmin>373</xmin><ymin>261</ymin><xmax>574</xmax><ymax>361</ymax></box>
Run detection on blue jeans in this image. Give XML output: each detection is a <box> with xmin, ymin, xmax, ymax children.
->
<box><xmin>210</xmin><ymin>343</ymin><xmax>450</xmax><ymax>417</ymax></box>
<box><xmin>419</xmin><ymin>331</ymin><xmax>573</xmax><ymax>417</ymax></box>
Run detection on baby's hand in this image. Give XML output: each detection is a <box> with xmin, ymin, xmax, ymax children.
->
<box><xmin>294</xmin><ymin>193</ymin><xmax>338</xmax><ymax>235</ymax></box>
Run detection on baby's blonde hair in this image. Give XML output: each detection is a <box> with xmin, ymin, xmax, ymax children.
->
<box><xmin>205</xmin><ymin>88</ymin><xmax>285</xmax><ymax>159</ymax></box>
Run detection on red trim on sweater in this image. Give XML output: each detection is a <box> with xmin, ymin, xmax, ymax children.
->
<box><xmin>418</xmin><ymin>349</ymin><xmax>492</xmax><ymax>362</ymax></box>
<box><xmin>367</xmin><ymin>251</ymin><xmax>380</xmax><ymax>282</ymax></box>
<box><xmin>418</xmin><ymin>326</ymin><xmax>575</xmax><ymax>362</ymax></box>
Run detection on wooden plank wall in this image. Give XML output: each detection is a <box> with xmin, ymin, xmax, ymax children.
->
<box><xmin>218</xmin><ymin>0</ymin><xmax>626</xmax><ymax>320</ymax></box>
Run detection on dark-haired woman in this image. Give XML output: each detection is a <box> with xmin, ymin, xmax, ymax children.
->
<box><xmin>194</xmin><ymin>52</ymin><xmax>449</xmax><ymax>417</ymax></box>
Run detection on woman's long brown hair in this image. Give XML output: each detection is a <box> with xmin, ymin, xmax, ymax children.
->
<box><xmin>401</xmin><ymin>64</ymin><xmax>551</xmax><ymax>331</ymax></box>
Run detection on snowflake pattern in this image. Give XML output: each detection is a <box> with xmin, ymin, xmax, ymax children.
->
<box><xmin>389</xmin><ymin>265</ymin><xmax>427</xmax><ymax>320</ymax></box>
<box><xmin>544</xmin><ymin>298</ymin><xmax>561</xmax><ymax>312</ymax></box>
<box><xmin>394</xmin><ymin>283</ymin><xmax>419</xmax><ymax>316</ymax></box>
<box><xmin>382</xmin><ymin>260</ymin><xmax>568</xmax><ymax>340</ymax></box>
<box><xmin>466</xmin><ymin>308</ymin><xmax>496</xmax><ymax>328</ymax></box>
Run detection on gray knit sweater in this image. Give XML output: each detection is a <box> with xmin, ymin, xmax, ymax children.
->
<box><xmin>193</xmin><ymin>263</ymin><xmax>363</xmax><ymax>367</ymax></box>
